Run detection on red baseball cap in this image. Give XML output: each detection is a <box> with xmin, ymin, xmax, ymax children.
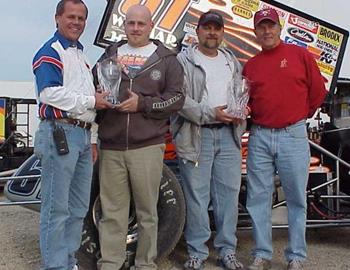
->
<box><xmin>254</xmin><ymin>8</ymin><xmax>280</xmax><ymax>27</ymax></box>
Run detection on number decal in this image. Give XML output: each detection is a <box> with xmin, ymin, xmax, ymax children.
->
<box><xmin>119</xmin><ymin>0</ymin><xmax>192</xmax><ymax>33</ymax></box>
<box><xmin>157</xmin><ymin>0</ymin><xmax>192</xmax><ymax>32</ymax></box>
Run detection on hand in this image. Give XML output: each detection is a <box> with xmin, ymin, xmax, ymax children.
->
<box><xmin>114</xmin><ymin>89</ymin><xmax>139</xmax><ymax>113</ymax></box>
<box><xmin>91</xmin><ymin>143</ymin><xmax>98</xmax><ymax>164</ymax></box>
<box><xmin>230</xmin><ymin>105</ymin><xmax>251</xmax><ymax>125</ymax></box>
<box><xmin>215</xmin><ymin>105</ymin><xmax>236</xmax><ymax>124</ymax></box>
<box><xmin>231</xmin><ymin>117</ymin><xmax>243</xmax><ymax>125</ymax></box>
<box><xmin>94</xmin><ymin>92</ymin><xmax>114</xmax><ymax>109</ymax></box>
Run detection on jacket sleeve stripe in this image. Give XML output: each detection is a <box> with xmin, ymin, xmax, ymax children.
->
<box><xmin>33</xmin><ymin>56</ymin><xmax>63</xmax><ymax>71</ymax></box>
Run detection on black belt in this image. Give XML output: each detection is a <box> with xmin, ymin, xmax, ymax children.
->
<box><xmin>46</xmin><ymin>118</ymin><xmax>92</xmax><ymax>130</ymax></box>
<box><xmin>201</xmin><ymin>123</ymin><xmax>228</xmax><ymax>129</ymax></box>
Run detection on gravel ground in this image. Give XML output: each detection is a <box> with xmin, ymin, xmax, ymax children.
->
<box><xmin>1</xmin><ymin>198</ymin><xmax>350</xmax><ymax>270</ymax></box>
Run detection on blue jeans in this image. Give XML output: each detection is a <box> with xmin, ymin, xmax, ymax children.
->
<box><xmin>246</xmin><ymin>120</ymin><xmax>310</xmax><ymax>262</ymax></box>
<box><xmin>179</xmin><ymin>126</ymin><xmax>242</xmax><ymax>260</ymax></box>
<box><xmin>34</xmin><ymin>120</ymin><xmax>93</xmax><ymax>270</ymax></box>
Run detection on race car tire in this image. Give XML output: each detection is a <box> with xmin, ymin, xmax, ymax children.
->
<box><xmin>77</xmin><ymin>163</ymin><xmax>185</xmax><ymax>270</ymax></box>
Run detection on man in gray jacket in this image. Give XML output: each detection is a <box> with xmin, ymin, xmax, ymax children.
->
<box><xmin>171</xmin><ymin>11</ymin><xmax>246</xmax><ymax>270</ymax></box>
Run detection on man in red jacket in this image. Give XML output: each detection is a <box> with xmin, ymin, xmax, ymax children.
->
<box><xmin>243</xmin><ymin>8</ymin><xmax>327</xmax><ymax>270</ymax></box>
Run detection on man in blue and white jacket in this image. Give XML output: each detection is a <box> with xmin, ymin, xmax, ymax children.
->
<box><xmin>32</xmin><ymin>1</ymin><xmax>112</xmax><ymax>269</ymax></box>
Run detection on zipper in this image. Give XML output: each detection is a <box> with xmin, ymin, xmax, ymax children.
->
<box><xmin>124</xmin><ymin>59</ymin><xmax>161</xmax><ymax>150</ymax></box>
<box><xmin>126</xmin><ymin>113</ymin><xmax>130</xmax><ymax>150</ymax></box>
<box><xmin>126</xmin><ymin>78</ymin><xmax>133</xmax><ymax>150</ymax></box>
<box><xmin>194</xmin><ymin>57</ymin><xmax>205</xmax><ymax>166</ymax></box>
<box><xmin>194</xmin><ymin>126</ymin><xmax>201</xmax><ymax>167</ymax></box>
<box><xmin>136</xmin><ymin>59</ymin><xmax>162</xmax><ymax>77</ymax></box>
<box><xmin>129</xmin><ymin>78</ymin><xmax>133</xmax><ymax>92</ymax></box>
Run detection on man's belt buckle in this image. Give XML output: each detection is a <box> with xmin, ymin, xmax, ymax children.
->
<box><xmin>75</xmin><ymin>120</ymin><xmax>84</xmax><ymax>128</ymax></box>
<box><xmin>74</xmin><ymin>119</ymin><xmax>91</xmax><ymax>130</ymax></box>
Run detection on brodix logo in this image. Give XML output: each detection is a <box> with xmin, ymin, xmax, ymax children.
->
<box><xmin>318</xmin><ymin>26</ymin><xmax>342</xmax><ymax>46</ymax></box>
<box><xmin>287</xmin><ymin>27</ymin><xmax>314</xmax><ymax>43</ymax></box>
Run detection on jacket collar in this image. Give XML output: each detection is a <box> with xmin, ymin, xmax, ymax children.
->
<box><xmin>54</xmin><ymin>31</ymin><xmax>84</xmax><ymax>50</ymax></box>
<box><xmin>184</xmin><ymin>43</ymin><xmax>234</xmax><ymax>63</ymax></box>
<box><xmin>182</xmin><ymin>43</ymin><xmax>241</xmax><ymax>74</ymax></box>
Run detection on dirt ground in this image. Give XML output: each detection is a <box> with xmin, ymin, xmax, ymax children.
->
<box><xmin>0</xmin><ymin>201</ymin><xmax>350</xmax><ymax>270</ymax></box>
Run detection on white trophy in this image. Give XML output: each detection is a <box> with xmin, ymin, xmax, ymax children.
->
<box><xmin>227</xmin><ymin>77</ymin><xmax>250</xmax><ymax>120</ymax></box>
<box><xmin>97</xmin><ymin>56</ymin><xmax>122</xmax><ymax>104</ymax></box>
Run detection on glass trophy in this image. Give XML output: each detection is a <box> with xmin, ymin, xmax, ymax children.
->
<box><xmin>97</xmin><ymin>56</ymin><xmax>122</xmax><ymax>104</ymax></box>
<box><xmin>227</xmin><ymin>77</ymin><xmax>250</xmax><ymax>120</ymax></box>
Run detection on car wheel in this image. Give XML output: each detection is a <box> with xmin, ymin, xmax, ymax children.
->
<box><xmin>77</xmin><ymin>163</ymin><xmax>185</xmax><ymax>269</ymax></box>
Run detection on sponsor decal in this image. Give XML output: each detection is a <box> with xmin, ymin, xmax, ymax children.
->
<box><xmin>287</xmin><ymin>27</ymin><xmax>314</xmax><ymax>43</ymax></box>
<box><xmin>285</xmin><ymin>36</ymin><xmax>307</xmax><ymax>48</ymax></box>
<box><xmin>288</xmin><ymin>14</ymin><xmax>319</xmax><ymax>34</ymax></box>
<box><xmin>316</xmin><ymin>60</ymin><xmax>335</xmax><ymax>76</ymax></box>
<box><xmin>183</xmin><ymin>22</ymin><xmax>196</xmax><ymax>35</ymax></box>
<box><xmin>231</xmin><ymin>0</ymin><xmax>260</xmax><ymax>11</ymax></box>
<box><xmin>150</xmin><ymin>70</ymin><xmax>162</xmax><ymax>81</ymax></box>
<box><xmin>319</xmin><ymin>51</ymin><xmax>337</xmax><ymax>65</ymax></box>
<box><xmin>182</xmin><ymin>33</ymin><xmax>198</xmax><ymax>47</ymax></box>
<box><xmin>307</xmin><ymin>46</ymin><xmax>322</xmax><ymax>60</ymax></box>
<box><xmin>316</xmin><ymin>39</ymin><xmax>339</xmax><ymax>55</ymax></box>
<box><xmin>103</xmin><ymin>0</ymin><xmax>193</xmax><ymax>48</ymax></box>
<box><xmin>318</xmin><ymin>26</ymin><xmax>342</xmax><ymax>46</ymax></box>
<box><xmin>105</xmin><ymin>13</ymin><xmax>178</xmax><ymax>47</ymax></box>
<box><xmin>232</xmin><ymin>5</ymin><xmax>253</xmax><ymax>19</ymax></box>
<box><xmin>260</xmin><ymin>3</ymin><xmax>288</xmax><ymax>19</ymax></box>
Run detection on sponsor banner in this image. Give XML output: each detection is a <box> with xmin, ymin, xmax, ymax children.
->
<box><xmin>0</xmin><ymin>98</ymin><xmax>5</xmax><ymax>140</ymax></box>
<box><xmin>318</xmin><ymin>25</ymin><xmax>343</xmax><ymax>46</ymax></box>
<box><xmin>288</xmin><ymin>14</ymin><xmax>319</xmax><ymax>34</ymax></box>
<box><xmin>285</xmin><ymin>36</ymin><xmax>307</xmax><ymax>48</ymax></box>
<box><xmin>317</xmin><ymin>60</ymin><xmax>335</xmax><ymax>76</ymax></box>
<box><xmin>231</xmin><ymin>0</ymin><xmax>260</xmax><ymax>11</ymax></box>
<box><xmin>95</xmin><ymin>0</ymin><xmax>348</xmax><ymax>93</ymax></box>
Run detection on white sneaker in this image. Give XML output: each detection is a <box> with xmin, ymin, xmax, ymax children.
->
<box><xmin>72</xmin><ymin>265</ymin><xmax>79</xmax><ymax>270</ymax></box>
<box><xmin>248</xmin><ymin>257</ymin><xmax>271</xmax><ymax>270</ymax></box>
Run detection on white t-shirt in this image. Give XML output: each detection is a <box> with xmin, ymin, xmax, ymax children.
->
<box><xmin>195</xmin><ymin>49</ymin><xmax>232</xmax><ymax>108</ymax></box>
<box><xmin>118</xmin><ymin>42</ymin><xmax>157</xmax><ymax>77</ymax></box>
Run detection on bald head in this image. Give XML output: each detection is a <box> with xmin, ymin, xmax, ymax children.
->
<box><xmin>124</xmin><ymin>4</ymin><xmax>154</xmax><ymax>47</ymax></box>
<box><xmin>125</xmin><ymin>4</ymin><xmax>152</xmax><ymax>22</ymax></box>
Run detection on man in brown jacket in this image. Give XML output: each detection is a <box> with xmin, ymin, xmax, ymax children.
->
<box><xmin>94</xmin><ymin>4</ymin><xmax>184</xmax><ymax>270</ymax></box>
